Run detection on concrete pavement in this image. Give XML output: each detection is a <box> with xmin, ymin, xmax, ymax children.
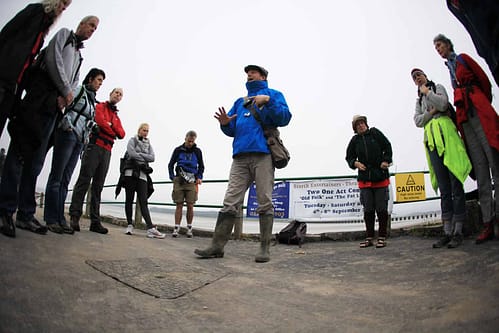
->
<box><xmin>1</xmin><ymin>210</ymin><xmax>498</xmax><ymax>333</ymax></box>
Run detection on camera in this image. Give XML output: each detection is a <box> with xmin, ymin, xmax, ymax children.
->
<box><xmin>86</xmin><ymin>120</ymin><xmax>100</xmax><ymax>134</ymax></box>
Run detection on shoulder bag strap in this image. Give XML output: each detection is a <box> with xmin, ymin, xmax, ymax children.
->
<box><xmin>244</xmin><ymin>97</ymin><xmax>264</xmax><ymax>128</ymax></box>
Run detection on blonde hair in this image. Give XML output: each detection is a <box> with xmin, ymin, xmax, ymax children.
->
<box><xmin>137</xmin><ymin>123</ymin><xmax>149</xmax><ymax>135</ymax></box>
<box><xmin>42</xmin><ymin>0</ymin><xmax>66</xmax><ymax>15</ymax></box>
<box><xmin>42</xmin><ymin>0</ymin><xmax>70</xmax><ymax>27</ymax></box>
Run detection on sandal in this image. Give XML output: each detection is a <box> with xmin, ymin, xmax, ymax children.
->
<box><xmin>376</xmin><ymin>237</ymin><xmax>387</xmax><ymax>248</ymax></box>
<box><xmin>359</xmin><ymin>238</ymin><xmax>373</xmax><ymax>248</ymax></box>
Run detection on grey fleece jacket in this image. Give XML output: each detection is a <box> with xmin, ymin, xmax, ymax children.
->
<box><xmin>44</xmin><ymin>28</ymin><xmax>82</xmax><ymax>98</ymax></box>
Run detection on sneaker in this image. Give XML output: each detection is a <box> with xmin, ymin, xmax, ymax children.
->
<box><xmin>147</xmin><ymin>227</ymin><xmax>165</xmax><ymax>239</ymax></box>
<box><xmin>186</xmin><ymin>228</ymin><xmax>193</xmax><ymax>238</ymax></box>
<box><xmin>432</xmin><ymin>235</ymin><xmax>452</xmax><ymax>248</ymax></box>
<box><xmin>447</xmin><ymin>233</ymin><xmax>463</xmax><ymax>248</ymax></box>
<box><xmin>125</xmin><ymin>225</ymin><xmax>133</xmax><ymax>235</ymax></box>
<box><xmin>172</xmin><ymin>228</ymin><xmax>179</xmax><ymax>238</ymax></box>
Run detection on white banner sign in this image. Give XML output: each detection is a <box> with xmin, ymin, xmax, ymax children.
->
<box><xmin>289</xmin><ymin>179</ymin><xmax>363</xmax><ymax>221</ymax></box>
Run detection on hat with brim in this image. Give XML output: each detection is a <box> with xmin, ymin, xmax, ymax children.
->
<box><xmin>244</xmin><ymin>65</ymin><xmax>268</xmax><ymax>78</ymax></box>
<box><xmin>352</xmin><ymin>115</ymin><xmax>368</xmax><ymax>133</ymax></box>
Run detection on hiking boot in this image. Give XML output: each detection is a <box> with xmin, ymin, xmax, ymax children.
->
<box><xmin>448</xmin><ymin>233</ymin><xmax>463</xmax><ymax>248</ymax></box>
<box><xmin>172</xmin><ymin>228</ymin><xmax>179</xmax><ymax>238</ymax></box>
<box><xmin>70</xmin><ymin>216</ymin><xmax>80</xmax><ymax>232</ymax></box>
<box><xmin>15</xmin><ymin>217</ymin><xmax>47</xmax><ymax>234</ymax></box>
<box><xmin>0</xmin><ymin>213</ymin><xmax>16</xmax><ymax>238</ymax></box>
<box><xmin>432</xmin><ymin>235</ymin><xmax>451</xmax><ymax>248</ymax></box>
<box><xmin>476</xmin><ymin>222</ymin><xmax>494</xmax><ymax>244</ymax></box>
<box><xmin>60</xmin><ymin>223</ymin><xmax>74</xmax><ymax>235</ymax></box>
<box><xmin>125</xmin><ymin>225</ymin><xmax>133</xmax><ymax>235</ymax></box>
<box><xmin>186</xmin><ymin>228</ymin><xmax>193</xmax><ymax>238</ymax></box>
<box><xmin>147</xmin><ymin>227</ymin><xmax>165</xmax><ymax>239</ymax></box>
<box><xmin>90</xmin><ymin>223</ymin><xmax>108</xmax><ymax>234</ymax></box>
<box><xmin>47</xmin><ymin>223</ymin><xmax>64</xmax><ymax>234</ymax></box>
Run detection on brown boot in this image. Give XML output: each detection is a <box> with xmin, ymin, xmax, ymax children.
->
<box><xmin>70</xmin><ymin>216</ymin><xmax>80</xmax><ymax>232</ymax></box>
<box><xmin>90</xmin><ymin>222</ymin><xmax>108</xmax><ymax>234</ymax></box>
<box><xmin>476</xmin><ymin>221</ymin><xmax>494</xmax><ymax>244</ymax></box>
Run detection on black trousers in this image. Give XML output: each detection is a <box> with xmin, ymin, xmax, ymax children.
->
<box><xmin>124</xmin><ymin>176</ymin><xmax>153</xmax><ymax>229</ymax></box>
<box><xmin>69</xmin><ymin>144</ymin><xmax>110</xmax><ymax>223</ymax></box>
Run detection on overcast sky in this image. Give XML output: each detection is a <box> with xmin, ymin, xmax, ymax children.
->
<box><xmin>1</xmin><ymin>0</ymin><xmax>498</xmax><ymax>199</ymax></box>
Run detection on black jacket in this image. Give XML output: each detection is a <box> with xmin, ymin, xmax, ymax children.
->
<box><xmin>447</xmin><ymin>0</ymin><xmax>499</xmax><ymax>86</ymax></box>
<box><xmin>0</xmin><ymin>4</ymin><xmax>53</xmax><ymax>91</ymax></box>
<box><xmin>345</xmin><ymin>127</ymin><xmax>393</xmax><ymax>182</ymax></box>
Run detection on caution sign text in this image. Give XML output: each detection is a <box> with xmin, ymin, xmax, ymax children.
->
<box><xmin>395</xmin><ymin>173</ymin><xmax>426</xmax><ymax>202</ymax></box>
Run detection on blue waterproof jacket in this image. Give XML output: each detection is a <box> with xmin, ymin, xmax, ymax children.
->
<box><xmin>168</xmin><ymin>143</ymin><xmax>204</xmax><ymax>181</ymax></box>
<box><xmin>222</xmin><ymin>80</ymin><xmax>291</xmax><ymax>157</ymax></box>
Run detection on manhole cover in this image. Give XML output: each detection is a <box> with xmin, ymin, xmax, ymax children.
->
<box><xmin>86</xmin><ymin>258</ymin><xmax>229</xmax><ymax>299</ymax></box>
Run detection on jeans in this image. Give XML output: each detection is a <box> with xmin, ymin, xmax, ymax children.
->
<box><xmin>0</xmin><ymin>111</ymin><xmax>56</xmax><ymax>219</ymax></box>
<box><xmin>221</xmin><ymin>153</ymin><xmax>274</xmax><ymax>216</ymax></box>
<box><xmin>69</xmin><ymin>144</ymin><xmax>111</xmax><ymax>223</ymax></box>
<box><xmin>43</xmin><ymin>128</ymin><xmax>83</xmax><ymax>225</ymax></box>
<box><xmin>427</xmin><ymin>147</ymin><xmax>466</xmax><ymax>223</ymax></box>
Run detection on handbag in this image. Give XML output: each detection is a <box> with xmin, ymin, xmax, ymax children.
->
<box><xmin>119</xmin><ymin>155</ymin><xmax>127</xmax><ymax>174</ymax></box>
<box><xmin>245</xmin><ymin>99</ymin><xmax>290</xmax><ymax>169</ymax></box>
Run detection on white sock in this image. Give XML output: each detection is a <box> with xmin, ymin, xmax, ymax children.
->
<box><xmin>187</xmin><ymin>224</ymin><xmax>192</xmax><ymax>229</ymax></box>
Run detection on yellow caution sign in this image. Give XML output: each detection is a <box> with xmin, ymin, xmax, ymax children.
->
<box><xmin>395</xmin><ymin>173</ymin><xmax>426</xmax><ymax>202</ymax></box>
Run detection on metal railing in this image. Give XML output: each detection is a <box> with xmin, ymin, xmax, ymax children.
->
<box><xmin>64</xmin><ymin>171</ymin><xmax>440</xmax><ymax>233</ymax></box>
<box><xmin>97</xmin><ymin>171</ymin><xmax>439</xmax><ymax>208</ymax></box>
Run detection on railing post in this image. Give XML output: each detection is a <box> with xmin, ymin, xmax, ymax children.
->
<box><xmin>233</xmin><ymin>205</ymin><xmax>243</xmax><ymax>239</ymax></box>
<box><xmin>134</xmin><ymin>200</ymin><xmax>143</xmax><ymax>227</ymax></box>
<box><xmin>463</xmin><ymin>199</ymin><xmax>481</xmax><ymax>236</ymax></box>
<box><xmin>387</xmin><ymin>214</ymin><xmax>392</xmax><ymax>237</ymax></box>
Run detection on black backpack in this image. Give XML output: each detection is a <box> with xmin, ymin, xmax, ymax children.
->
<box><xmin>276</xmin><ymin>221</ymin><xmax>307</xmax><ymax>247</ymax></box>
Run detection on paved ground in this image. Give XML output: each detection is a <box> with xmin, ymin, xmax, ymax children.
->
<box><xmin>1</xmin><ymin>211</ymin><xmax>498</xmax><ymax>333</ymax></box>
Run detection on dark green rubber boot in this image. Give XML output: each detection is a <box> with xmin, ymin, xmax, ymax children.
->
<box><xmin>255</xmin><ymin>214</ymin><xmax>273</xmax><ymax>263</ymax></box>
<box><xmin>194</xmin><ymin>211</ymin><xmax>235</xmax><ymax>258</ymax></box>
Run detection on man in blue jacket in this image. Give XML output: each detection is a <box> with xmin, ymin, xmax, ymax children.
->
<box><xmin>195</xmin><ymin>65</ymin><xmax>291</xmax><ymax>263</ymax></box>
<box><xmin>168</xmin><ymin>130</ymin><xmax>204</xmax><ymax>238</ymax></box>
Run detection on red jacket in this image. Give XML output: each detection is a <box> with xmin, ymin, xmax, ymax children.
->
<box><xmin>91</xmin><ymin>101</ymin><xmax>125</xmax><ymax>151</ymax></box>
<box><xmin>453</xmin><ymin>53</ymin><xmax>499</xmax><ymax>152</ymax></box>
